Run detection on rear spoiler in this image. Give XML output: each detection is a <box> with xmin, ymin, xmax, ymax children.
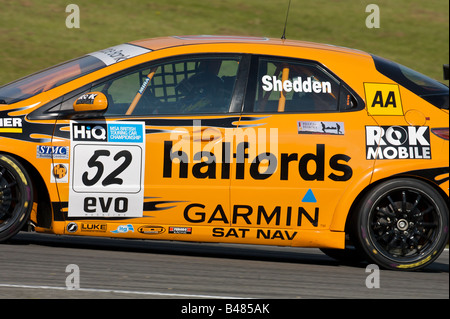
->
<box><xmin>444</xmin><ymin>64</ymin><xmax>449</xmax><ymax>80</ymax></box>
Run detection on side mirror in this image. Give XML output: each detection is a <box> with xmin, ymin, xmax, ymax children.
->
<box><xmin>73</xmin><ymin>92</ymin><xmax>108</xmax><ymax>112</ymax></box>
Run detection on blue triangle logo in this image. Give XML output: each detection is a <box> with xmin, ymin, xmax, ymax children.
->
<box><xmin>302</xmin><ymin>189</ymin><xmax>317</xmax><ymax>203</ymax></box>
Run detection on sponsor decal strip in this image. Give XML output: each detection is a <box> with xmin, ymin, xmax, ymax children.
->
<box><xmin>87</xmin><ymin>44</ymin><xmax>151</xmax><ymax>66</ymax></box>
<box><xmin>51</xmin><ymin>163</ymin><xmax>69</xmax><ymax>183</ymax></box>
<box><xmin>366</xmin><ymin>126</ymin><xmax>431</xmax><ymax>159</ymax></box>
<box><xmin>262</xmin><ymin>75</ymin><xmax>332</xmax><ymax>94</ymax></box>
<box><xmin>0</xmin><ymin>128</ymin><xmax>22</xmax><ymax>133</ymax></box>
<box><xmin>297</xmin><ymin>121</ymin><xmax>344</xmax><ymax>135</ymax></box>
<box><xmin>183</xmin><ymin>202</ymin><xmax>319</xmax><ymax>228</ymax></box>
<box><xmin>37</xmin><ymin>146</ymin><xmax>69</xmax><ymax>159</ymax></box>
<box><xmin>163</xmin><ymin>141</ymin><xmax>352</xmax><ymax>182</ymax></box>
<box><xmin>68</xmin><ymin>121</ymin><xmax>146</xmax><ymax>218</ymax></box>
<box><xmin>364</xmin><ymin>83</ymin><xmax>403</xmax><ymax>116</ymax></box>
<box><xmin>0</xmin><ymin>117</ymin><xmax>23</xmax><ymax>133</ymax></box>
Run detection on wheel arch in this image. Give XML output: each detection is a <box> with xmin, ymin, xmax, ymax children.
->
<box><xmin>0</xmin><ymin>151</ymin><xmax>53</xmax><ymax>229</ymax></box>
<box><xmin>339</xmin><ymin>173</ymin><xmax>449</xmax><ymax>240</ymax></box>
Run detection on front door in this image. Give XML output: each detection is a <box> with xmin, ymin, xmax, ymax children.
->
<box><xmin>54</xmin><ymin>54</ymin><xmax>246</xmax><ymax>238</ymax></box>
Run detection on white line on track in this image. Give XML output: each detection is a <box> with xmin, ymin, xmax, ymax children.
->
<box><xmin>0</xmin><ymin>283</ymin><xmax>247</xmax><ymax>299</ymax></box>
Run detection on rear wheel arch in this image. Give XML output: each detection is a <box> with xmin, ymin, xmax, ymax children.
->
<box><xmin>345</xmin><ymin>176</ymin><xmax>449</xmax><ymax>270</ymax></box>
<box><xmin>345</xmin><ymin>175</ymin><xmax>449</xmax><ymax>236</ymax></box>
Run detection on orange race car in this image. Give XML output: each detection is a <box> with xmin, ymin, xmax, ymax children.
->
<box><xmin>0</xmin><ymin>35</ymin><xmax>448</xmax><ymax>270</ymax></box>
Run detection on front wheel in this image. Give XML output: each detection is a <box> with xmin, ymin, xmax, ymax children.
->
<box><xmin>0</xmin><ymin>154</ymin><xmax>34</xmax><ymax>243</ymax></box>
<box><xmin>354</xmin><ymin>178</ymin><xmax>448</xmax><ymax>270</ymax></box>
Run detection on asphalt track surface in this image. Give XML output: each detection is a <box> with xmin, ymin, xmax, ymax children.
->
<box><xmin>0</xmin><ymin>232</ymin><xmax>448</xmax><ymax>301</ymax></box>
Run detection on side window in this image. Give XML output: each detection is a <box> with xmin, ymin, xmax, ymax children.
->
<box><xmin>93</xmin><ymin>56</ymin><xmax>241</xmax><ymax>116</ymax></box>
<box><xmin>253</xmin><ymin>59</ymin><xmax>340</xmax><ymax>113</ymax></box>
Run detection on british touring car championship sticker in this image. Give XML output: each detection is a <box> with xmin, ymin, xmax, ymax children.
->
<box><xmin>68</xmin><ymin>121</ymin><xmax>145</xmax><ymax>217</ymax></box>
<box><xmin>366</xmin><ymin>126</ymin><xmax>431</xmax><ymax>160</ymax></box>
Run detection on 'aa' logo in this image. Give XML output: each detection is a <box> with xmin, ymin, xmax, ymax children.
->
<box><xmin>364</xmin><ymin>83</ymin><xmax>403</xmax><ymax>116</ymax></box>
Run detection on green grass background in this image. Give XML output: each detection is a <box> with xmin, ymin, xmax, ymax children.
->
<box><xmin>0</xmin><ymin>0</ymin><xmax>448</xmax><ymax>85</ymax></box>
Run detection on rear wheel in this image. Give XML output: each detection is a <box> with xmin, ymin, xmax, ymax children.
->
<box><xmin>354</xmin><ymin>178</ymin><xmax>448</xmax><ymax>270</ymax></box>
<box><xmin>0</xmin><ymin>154</ymin><xmax>34</xmax><ymax>243</ymax></box>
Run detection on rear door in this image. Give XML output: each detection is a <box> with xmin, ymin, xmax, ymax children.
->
<box><xmin>228</xmin><ymin>55</ymin><xmax>378</xmax><ymax>244</ymax></box>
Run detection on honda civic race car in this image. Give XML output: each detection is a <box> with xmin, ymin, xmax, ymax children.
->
<box><xmin>0</xmin><ymin>35</ymin><xmax>448</xmax><ymax>270</ymax></box>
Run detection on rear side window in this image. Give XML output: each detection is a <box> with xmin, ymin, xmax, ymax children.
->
<box><xmin>252</xmin><ymin>59</ymin><xmax>341</xmax><ymax>113</ymax></box>
<box><xmin>371</xmin><ymin>55</ymin><xmax>449</xmax><ymax>109</ymax></box>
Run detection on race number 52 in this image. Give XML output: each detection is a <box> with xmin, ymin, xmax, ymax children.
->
<box><xmin>72</xmin><ymin>145</ymin><xmax>142</xmax><ymax>193</ymax></box>
<box><xmin>82</xmin><ymin>149</ymin><xmax>132</xmax><ymax>187</ymax></box>
<box><xmin>68</xmin><ymin>121</ymin><xmax>145</xmax><ymax>217</ymax></box>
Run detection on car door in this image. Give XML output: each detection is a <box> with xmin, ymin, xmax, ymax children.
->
<box><xmin>53</xmin><ymin>54</ymin><xmax>248</xmax><ymax>235</ymax></box>
<box><xmin>228</xmin><ymin>56</ymin><xmax>378</xmax><ymax>244</ymax></box>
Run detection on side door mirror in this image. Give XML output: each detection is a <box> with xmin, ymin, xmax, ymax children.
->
<box><xmin>73</xmin><ymin>92</ymin><xmax>108</xmax><ymax>113</ymax></box>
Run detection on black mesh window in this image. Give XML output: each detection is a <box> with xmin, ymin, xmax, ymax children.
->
<box><xmin>94</xmin><ymin>56</ymin><xmax>241</xmax><ymax>116</ymax></box>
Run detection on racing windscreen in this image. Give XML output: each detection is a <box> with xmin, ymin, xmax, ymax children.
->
<box><xmin>0</xmin><ymin>44</ymin><xmax>151</xmax><ymax>105</ymax></box>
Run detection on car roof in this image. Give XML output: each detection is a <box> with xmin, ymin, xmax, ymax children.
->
<box><xmin>129</xmin><ymin>35</ymin><xmax>370</xmax><ymax>57</ymax></box>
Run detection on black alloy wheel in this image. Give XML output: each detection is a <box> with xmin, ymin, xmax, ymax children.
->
<box><xmin>354</xmin><ymin>178</ymin><xmax>448</xmax><ymax>270</ymax></box>
<box><xmin>0</xmin><ymin>154</ymin><xmax>34</xmax><ymax>242</ymax></box>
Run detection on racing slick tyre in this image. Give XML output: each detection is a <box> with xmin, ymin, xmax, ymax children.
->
<box><xmin>0</xmin><ymin>154</ymin><xmax>34</xmax><ymax>243</ymax></box>
<box><xmin>354</xmin><ymin>178</ymin><xmax>449</xmax><ymax>271</ymax></box>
